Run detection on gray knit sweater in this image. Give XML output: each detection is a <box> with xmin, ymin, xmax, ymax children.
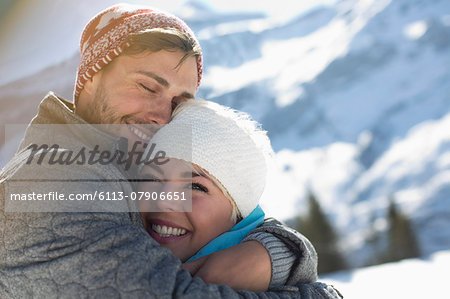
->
<box><xmin>0</xmin><ymin>93</ymin><xmax>342</xmax><ymax>298</ymax></box>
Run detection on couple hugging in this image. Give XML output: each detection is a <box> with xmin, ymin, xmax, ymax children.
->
<box><xmin>0</xmin><ymin>4</ymin><xmax>342</xmax><ymax>298</ymax></box>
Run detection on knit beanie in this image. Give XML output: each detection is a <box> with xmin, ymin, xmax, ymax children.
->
<box><xmin>145</xmin><ymin>100</ymin><xmax>273</xmax><ymax>218</ymax></box>
<box><xmin>74</xmin><ymin>3</ymin><xmax>203</xmax><ymax>100</ymax></box>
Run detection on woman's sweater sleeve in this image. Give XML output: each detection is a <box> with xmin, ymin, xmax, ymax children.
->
<box><xmin>244</xmin><ymin>218</ymin><xmax>319</xmax><ymax>289</ymax></box>
<box><xmin>243</xmin><ymin>231</ymin><xmax>298</xmax><ymax>288</ymax></box>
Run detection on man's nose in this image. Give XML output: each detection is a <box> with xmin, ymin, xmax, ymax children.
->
<box><xmin>144</xmin><ymin>96</ymin><xmax>173</xmax><ymax>125</ymax></box>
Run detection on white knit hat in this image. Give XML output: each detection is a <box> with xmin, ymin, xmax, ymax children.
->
<box><xmin>146</xmin><ymin>100</ymin><xmax>272</xmax><ymax>217</ymax></box>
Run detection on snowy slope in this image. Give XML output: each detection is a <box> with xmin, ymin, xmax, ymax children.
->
<box><xmin>321</xmin><ymin>250</ymin><xmax>450</xmax><ymax>299</ymax></box>
<box><xmin>1</xmin><ymin>0</ymin><xmax>449</xmax><ymax>267</ymax></box>
<box><xmin>200</xmin><ymin>0</ymin><xmax>450</xmax><ymax>152</ymax></box>
<box><xmin>260</xmin><ymin>112</ymin><xmax>450</xmax><ymax>266</ymax></box>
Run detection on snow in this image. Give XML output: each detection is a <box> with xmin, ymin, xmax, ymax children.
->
<box><xmin>353</xmin><ymin>114</ymin><xmax>450</xmax><ymax>196</ymax></box>
<box><xmin>254</xmin><ymin>0</ymin><xmax>450</xmax><ymax>264</ymax></box>
<box><xmin>190</xmin><ymin>0</ymin><xmax>338</xmax><ymax>22</ymax></box>
<box><xmin>260</xmin><ymin>142</ymin><xmax>361</xmax><ymax>221</ymax></box>
<box><xmin>201</xmin><ymin>17</ymin><xmax>352</xmax><ymax>98</ymax></box>
<box><xmin>403</xmin><ymin>20</ymin><xmax>428</xmax><ymax>40</ymax></box>
<box><xmin>321</xmin><ymin>250</ymin><xmax>450</xmax><ymax>299</ymax></box>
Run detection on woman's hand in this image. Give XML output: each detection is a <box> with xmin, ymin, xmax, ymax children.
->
<box><xmin>182</xmin><ymin>240</ymin><xmax>271</xmax><ymax>291</ymax></box>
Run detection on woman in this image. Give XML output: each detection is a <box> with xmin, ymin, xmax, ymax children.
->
<box><xmin>138</xmin><ymin>99</ymin><xmax>316</xmax><ymax>291</ymax></box>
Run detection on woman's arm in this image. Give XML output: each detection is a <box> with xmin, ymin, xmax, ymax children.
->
<box><xmin>245</xmin><ymin>218</ymin><xmax>319</xmax><ymax>286</ymax></box>
<box><xmin>183</xmin><ymin>218</ymin><xmax>329</xmax><ymax>292</ymax></box>
<box><xmin>243</xmin><ymin>231</ymin><xmax>299</xmax><ymax>288</ymax></box>
<box><xmin>182</xmin><ymin>240</ymin><xmax>272</xmax><ymax>291</ymax></box>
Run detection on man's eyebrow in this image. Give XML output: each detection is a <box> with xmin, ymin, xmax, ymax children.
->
<box><xmin>137</xmin><ymin>71</ymin><xmax>169</xmax><ymax>87</ymax></box>
<box><xmin>180</xmin><ymin>92</ymin><xmax>195</xmax><ymax>99</ymax></box>
<box><xmin>137</xmin><ymin>71</ymin><xmax>195</xmax><ymax>99</ymax></box>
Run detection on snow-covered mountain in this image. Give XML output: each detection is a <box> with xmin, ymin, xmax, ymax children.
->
<box><xmin>1</xmin><ymin>0</ymin><xmax>449</xmax><ymax>267</ymax></box>
<box><xmin>195</xmin><ymin>0</ymin><xmax>450</xmax><ymax>266</ymax></box>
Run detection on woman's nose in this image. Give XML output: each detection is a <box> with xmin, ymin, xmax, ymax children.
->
<box><xmin>152</xmin><ymin>182</ymin><xmax>191</xmax><ymax>212</ymax></box>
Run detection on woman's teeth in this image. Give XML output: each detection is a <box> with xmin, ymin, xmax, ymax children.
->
<box><xmin>152</xmin><ymin>224</ymin><xmax>187</xmax><ymax>238</ymax></box>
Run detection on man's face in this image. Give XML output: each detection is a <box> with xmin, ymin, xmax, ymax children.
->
<box><xmin>76</xmin><ymin>50</ymin><xmax>198</xmax><ymax>149</ymax></box>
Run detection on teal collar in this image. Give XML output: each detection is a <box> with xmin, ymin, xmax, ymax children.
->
<box><xmin>186</xmin><ymin>205</ymin><xmax>265</xmax><ymax>262</ymax></box>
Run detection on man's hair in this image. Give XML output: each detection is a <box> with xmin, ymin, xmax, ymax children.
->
<box><xmin>123</xmin><ymin>28</ymin><xmax>202</xmax><ymax>69</ymax></box>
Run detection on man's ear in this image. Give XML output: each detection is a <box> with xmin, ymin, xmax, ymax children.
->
<box><xmin>83</xmin><ymin>75</ymin><xmax>97</xmax><ymax>96</ymax></box>
<box><xmin>75</xmin><ymin>72</ymin><xmax>101</xmax><ymax>112</ymax></box>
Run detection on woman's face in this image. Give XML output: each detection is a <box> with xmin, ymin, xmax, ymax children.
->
<box><xmin>138</xmin><ymin>159</ymin><xmax>236</xmax><ymax>262</ymax></box>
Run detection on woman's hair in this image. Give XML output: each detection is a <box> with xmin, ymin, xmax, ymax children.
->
<box><xmin>193</xmin><ymin>166</ymin><xmax>241</xmax><ymax>223</ymax></box>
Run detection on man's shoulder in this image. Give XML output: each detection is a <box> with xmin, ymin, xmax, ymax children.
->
<box><xmin>0</xmin><ymin>144</ymin><xmax>133</xmax><ymax>204</ymax></box>
<box><xmin>3</xmin><ymin>92</ymin><xmax>123</xmax><ymax>185</ymax></box>
<box><xmin>1</xmin><ymin>144</ymin><xmax>135</xmax><ymax>214</ymax></box>
<box><xmin>2</xmin><ymin>144</ymin><xmax>126</xmax><ymax>182</ymax></box>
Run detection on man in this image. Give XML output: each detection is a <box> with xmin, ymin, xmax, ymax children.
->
<box><xmin>0</xmin><ymin>4</ymin><xmax>342</xmax><ymax>298</ymax></box>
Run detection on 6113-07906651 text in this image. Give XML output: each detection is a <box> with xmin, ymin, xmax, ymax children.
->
<box><xmin>9</xmin><ymin>191</ymin><xmax>187</xmax><ymax>201</ymax></box>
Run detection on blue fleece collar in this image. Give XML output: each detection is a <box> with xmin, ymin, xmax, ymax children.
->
<box><xmin>186</xmin><ymin>205</ymin><xmax>265</xmax><ymax>262</ymax></box>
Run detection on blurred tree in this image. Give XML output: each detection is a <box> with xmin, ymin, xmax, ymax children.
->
<box><xmin>382</xmin><ymin>197</ymin><xmax>421</xmax><ymax>263</ymax></box>
<box><xmin>296</xmin><ymin>191</ymin><xmax>347</xmax><ymax>274</ymax></box>
<box><xmin>363</xmin><ymin>212</ymin><xmax>385</xmax><ymax>266</ymax></box>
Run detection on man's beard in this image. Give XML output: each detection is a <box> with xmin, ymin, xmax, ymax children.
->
<box><xmin>81</xmin><ymin>85</ymin><xmax>123</xmax><ymax>125</ymax></box>
<box><xmin>77</xmin><ymin>84</ymin><xmax>153</xmax><ymax>154</ymax></box>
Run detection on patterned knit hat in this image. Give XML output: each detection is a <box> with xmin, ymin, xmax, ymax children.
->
<box><xmin>74</xmin><ymin>3</ymin><xmax>203</xmax><ymax>100</ymax></box>
<box><xmin>146</xmin><ymin>100</ymin><xmax>273</xmax><ymax>218</ymax></box>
